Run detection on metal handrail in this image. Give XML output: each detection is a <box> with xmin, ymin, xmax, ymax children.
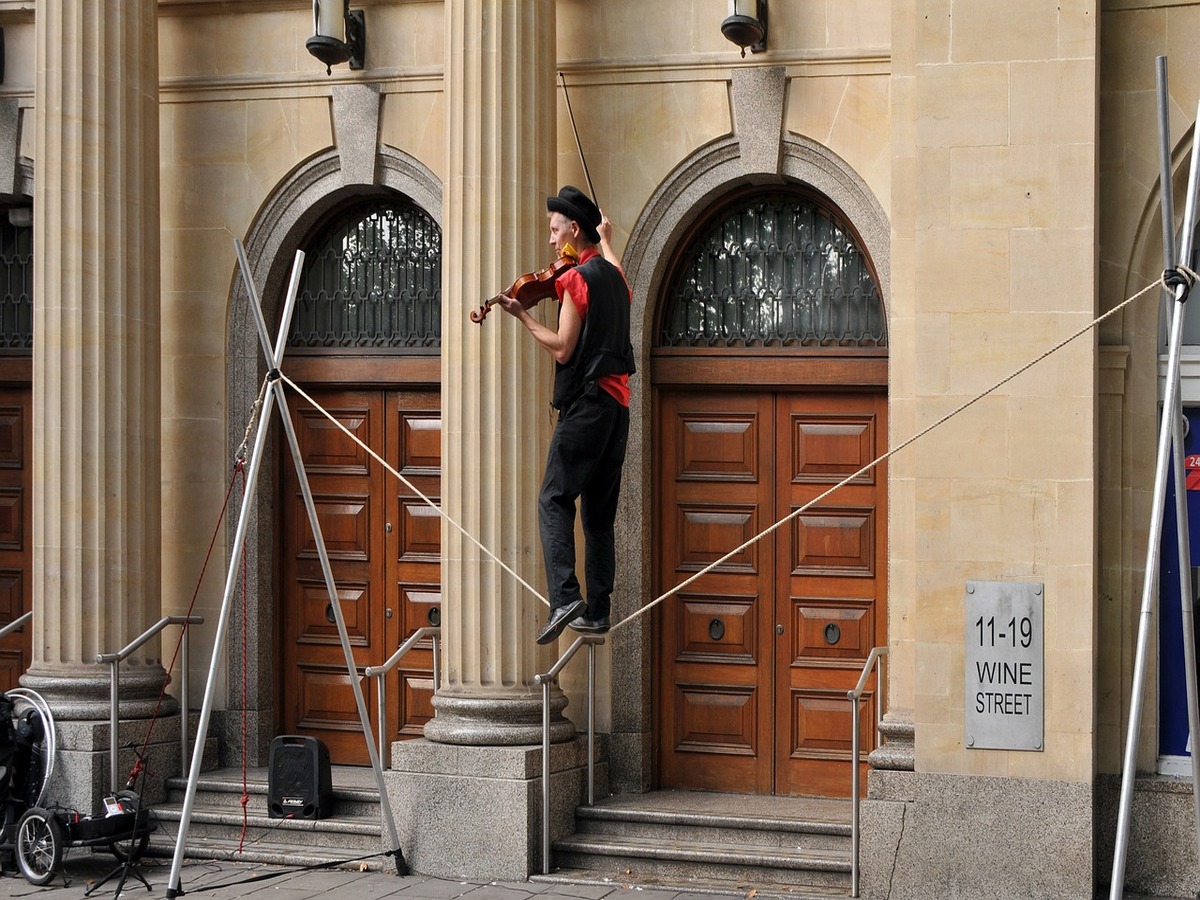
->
<box><xmin>97</xmin><ymin>614</ymin><xmax>204</xmax><ymax>793</ymax></box>
<box><xmin>533</xmin><ymin>633</ymin><xmax>603</xmax><ymax>876</ymax></box>
<box><xmin>0</xmin><ymin>610</ymin><xmax>32</xmax><ymax>641</ymax></box>
<box><xmin>364</xmin><ymin>626</ymin><xmax>441</xmax><ymax>768</ymax></box>
<box><xmin>847</xmin><ymin>645</ymin><xmax>888</xmax><ymax>898</ymax></box>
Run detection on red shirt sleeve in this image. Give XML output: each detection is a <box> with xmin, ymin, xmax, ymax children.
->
<box><xmin>554</xmin><ymin>265</ymin><xmax>589</xmax><ymax>319</ymax></box>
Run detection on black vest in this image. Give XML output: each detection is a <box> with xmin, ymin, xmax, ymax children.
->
<box><xmin>552</xmin><ymin>255</ymin><xmax>636</xmax><ymax>410</ymax></box>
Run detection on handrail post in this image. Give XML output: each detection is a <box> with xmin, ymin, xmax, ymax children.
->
<box><xmin>848</xmin><ymin>645</ymin><xmax>888</xmax><ymax>899</ymax></box>
<box><xmin>110</xmin><ymin>659</ymin><xmax>121</xmax><ymax>793</ymax></box>
<box><xmin>541</xmin><ymin>675</ymin><xmax>552</xmax><ymax>875</ymax></box>
<box><xmin>587</xmin><ymin>641</ymin><xmax>595</xmax><ymax>806</ymax></box>
<box><xmin>850</xmin><ymin>692</ymin><xmax>862</xmax><ymax>897</ymax></box>
<box><xmin>362</xmin><ymin>626</ymin><xmax>443</xmax><ymax>773</ymax></box>
<box><xmin>378</xmin><ymin>668</ymin><xmax>389</xmax><ymax>770</ymax></box>
<box><xmin>533</xmin><ymin>634</ymin><xmax>604</xmax><ymax>876</ymax></box>
<box><xmin>98</xmin><ymin>615</ymin><xmax>205</xmax><ymax>794</ymax></box>
<box><xmin>181</xmin><ymin>624</ymin><xmax>191</xmax><ymax>779</ymax></box>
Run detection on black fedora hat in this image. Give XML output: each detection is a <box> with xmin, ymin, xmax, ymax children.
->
<box><xmin>546</xmin><ymin>185</ymin><xmax>601</xmax><ymax>245</ymax></box>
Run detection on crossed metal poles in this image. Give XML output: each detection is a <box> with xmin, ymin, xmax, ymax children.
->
<box><xmin>166</xmin><ymin>241</ymin><xmax>405</xmax><ymax>898</ymax></box>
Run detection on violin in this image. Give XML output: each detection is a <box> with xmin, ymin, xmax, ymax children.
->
<box><xmin>469</xmin><ymin>245</ymin><xmax>579</xmax><ymax>324</ymax></box>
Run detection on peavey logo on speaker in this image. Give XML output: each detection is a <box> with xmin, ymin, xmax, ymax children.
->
<box><xmin>267</xmin><ymin>734</ymin><xmax>333</xmax><ymax>820</ymax></box>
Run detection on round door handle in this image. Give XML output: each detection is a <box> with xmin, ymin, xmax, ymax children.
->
<box><xmin>386</xmin><ymin>608</ymin><xmax>393</xmax><ymax>619</ymax></box>
<box><xmin>776</xmin><ymin>624</ymin><xmax>784</xmax><ymax>635</ymax></box>
<box><xmin>386</xmin><ymin>522</ymin><xmax>393</xmax><ymax>533</ymax></box>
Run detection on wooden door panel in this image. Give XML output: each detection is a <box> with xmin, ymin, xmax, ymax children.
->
<box><xmin>776</xmin><ymin>394</ymin><xmax>887</xmax><ymax>797</ymax></box>
<box><xmin>386</xmin><ymin>394</ymin><xmax>441</xmax><ymax>748</ymax></box>
<box><xmin>282</xmin><ymin>391</ymin><xmax>384</xmax><ymax>764</ymax></box>
<box><xmin>674</xmin><ymin>594</ymin><xmax>758</xmax><ymax>664</ymax></box>
<box><xmin>0</xmin><ymin>391</ymin><xmax>30</xmax><ymax>691</ymax></box>
<box><xmin>656</xmin><ymin>387</ymin><xmax>886</xmax><ymax>798</ymax></box>
<box><xmin>791</xmin><ymin>507</ymin><xmax>877</xmax><ymax>576</ymax></box>
<box><xmin>293</xmin><ymin>579</ymin><xmax>373</xmax><ymax>647</ymax></box>
<box><xmin>789</xmin><ymin>599</ymin><xmax>874</xmax><ymax>663</ymax></box>
<box><xmin>657</xmin><ymin>391</ymin><xmax>774</xmax><ymax>794</ymax></box>
<box><xmin>282</xmin><ymin>387</ymin><xmax>442</xmax><ymax>765</ymax></box>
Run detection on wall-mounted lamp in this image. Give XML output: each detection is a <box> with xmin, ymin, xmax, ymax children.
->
<box><xmin>722</xmin><ymin>0</ymin><xmax>768</xmax><ymax>58</ymax></box>
<box><xmin>306</xmin><ymin>0</ymin><xmax>366</xmax><ymax>75</ymax></box>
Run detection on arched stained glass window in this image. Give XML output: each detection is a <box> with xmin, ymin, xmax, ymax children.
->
<box><xmin>659</xmin><ymin>191</ymin><xmax>884</xmax><ymax>349</ymax></box>
<box><xmin>289</xmin><ymin>198</ymin><xmax>441</xmax><ymax>351</ymax></box>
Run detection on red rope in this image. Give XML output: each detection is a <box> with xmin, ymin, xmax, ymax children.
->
<box><xmin>130</xmin><ymin>459</ymin><xmax>247</xmax><ymax>785</ymax></box>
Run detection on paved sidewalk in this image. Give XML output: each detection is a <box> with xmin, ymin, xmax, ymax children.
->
<box><xmin>0</xmin><ymin>853</ymin><xmax>1185</xmax><ymax>900</ymax></box>
<box><xmin>0</xmin><ymin>854</ymin><xmax>751</xmax><ymax>900</ymax></box>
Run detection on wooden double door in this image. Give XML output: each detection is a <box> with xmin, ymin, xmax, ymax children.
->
<box><xmin>655</xmin><ymin>388</ymin><xmax>886</xmax><ymax>797</ymax></box>
<box><xmin>280</xmin><ymin>387</ymin><xmax>441</xmax><ymax>764</ymax></box>
<box><xmin>0</xmin><ymin>386</ymin><xmax>30</xmax><ymax>691</ymax></box>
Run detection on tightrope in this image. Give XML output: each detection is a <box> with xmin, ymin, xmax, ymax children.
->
<box><xmin>271</xmin><ymin>270</ymin><xmax>1174</xmax><ymax>637</ymax></box>
<box><xmin>280</xmin><ymin>375</ymin><xmax>552</xmax><ymax>609</ymax></box>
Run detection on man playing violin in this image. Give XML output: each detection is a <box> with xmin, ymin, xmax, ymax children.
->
<box><xmin>497</xmin><ymin>185</ymin><xmax>635</xmax><ymax>644</ymax></box>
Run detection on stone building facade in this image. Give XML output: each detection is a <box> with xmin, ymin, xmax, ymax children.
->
<box><xmin>0</xmin><ymin>0</ymin><xmax>1194</xmax><ymax>897</ymax></box>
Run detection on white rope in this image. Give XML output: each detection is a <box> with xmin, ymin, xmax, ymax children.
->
<box><xmin>264</xmin><ymin>272</ymin><xmax>1168</xmax><ymax>637</ymax></box>
<box><xmin>280</xmin><ymin>374</ymin><xmax>552</xmax><ymax>609</ymax></box>
<box><xmin>235</xmin><ymin>375</ymin><xmax>271</xmax><ymax>464</ymax></box>
<box><xmin>608</xmin><ymin>273</ymin><xmax>1169</xmax><ymax>633</ymax></box>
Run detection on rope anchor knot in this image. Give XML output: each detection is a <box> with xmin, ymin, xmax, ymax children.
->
<box><xmin>1163</xmin><ymin>264</ymin><xmax>1199</xmax><ymax>300</ymax></box>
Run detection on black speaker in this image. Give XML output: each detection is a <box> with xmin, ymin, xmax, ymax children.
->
<box><xmin>268</xmin><ymin>735</ymin><xmax>333</xmax><ymax>820</ymax></box>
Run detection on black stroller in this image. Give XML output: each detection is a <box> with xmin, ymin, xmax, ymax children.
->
<box><xmin>0</xmin><ymin>688</ymin><xmax>153</xmax><ymax>887</ymax></box>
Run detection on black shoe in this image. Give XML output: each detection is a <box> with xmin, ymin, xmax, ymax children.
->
<box><xmin>569</xmin><ymin>615</ymin><xmax>611</xmax><ymax>635</ymax></box>
<box><xmin>536</xmin><ymin>599</ymin><xmax>587</xmax><ymax>645</ymax></box>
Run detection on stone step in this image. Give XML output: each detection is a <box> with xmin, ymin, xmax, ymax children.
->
<box><xmin>574</xmin><ymin>803</ymin><xmax>850</xmax><ymax>852</ymax></box>
<box><xmin>551</xmin><ymin>832</ymin><xmax>850</xmax><ymax>889</ymax></box>
<box><xmin>531</xmin><ymin>869</ymin><xmax>850</xmax><ymax>900</ymax></box>
<box><xmin>143</xmin><ymin>832</ymin><xmax>399</xmax><ymax>874</ymax></box>
<box><xmin>550</xmin><ymin>791</ymin><xmax>852</xmax><ymax>892</ymax></box>
<box><xmin>153</xmin><ymin>807</ymin><xmax>382</xmax><ymax>852</ymax></box>
<box><xmin>150</xmin><ymin>766</ymin><xmax>390</xmax><ymax>871</ymax></box>
<box><xmin>163</xmin><ymin>774</ymin><xmax>381</xmax><ymax>818</ymax></box>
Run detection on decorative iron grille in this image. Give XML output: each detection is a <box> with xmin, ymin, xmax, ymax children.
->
<box><xmin>659</xmin><ymin>193</ymin><xmax>885</xmax><ymax>348</ymax></box>
<box><xmin>289</xmin><ymin>200</ymin><xmax>441</xmax><ymax>350</ymax></box>
<box><xmin>0</xmin><ymin>215</ymin><xmax>32</xmax><ymax>354</ymax></box>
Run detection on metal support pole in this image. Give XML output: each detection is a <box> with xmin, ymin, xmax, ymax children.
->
<box><xmin>1160</xmin><ymin>56</ymin><xmax>1200</xmax><ymax>875</ymax></box>
<box><xmin>166</xmin><ymin>248</ymin><xmax>305</xmax><ymax>898</ymax></box>
<box><xmin>1110</xmin><ymin>78</ymin><xmax>1200</xmax><ymax>899</ymax></box>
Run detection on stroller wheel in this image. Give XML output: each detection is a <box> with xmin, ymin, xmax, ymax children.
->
<box><xmin>15</xmin><ymin>807</ymin><xmax>62</xmax><ymax>886</ymax></box>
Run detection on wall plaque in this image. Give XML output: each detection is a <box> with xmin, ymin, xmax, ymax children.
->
<box><xmin>964</xmin><ymin>580</ymin><xmax>1044</xmax><ymax>751</ymax></box>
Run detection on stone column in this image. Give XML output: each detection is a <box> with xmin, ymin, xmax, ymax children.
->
<box><xmin>427</xmin><ymin>0</ymin><xmax>567</xmax><ymax>745</ymax></box>
<box><xmin>387</xmin><ymin>0</ymin><xmax>593</xmax><ymax>880</ymax></box>
<box><xmin>25</xmin><ymin>0</ymin><xmax>166</xmax><ymax>800</ymax></box>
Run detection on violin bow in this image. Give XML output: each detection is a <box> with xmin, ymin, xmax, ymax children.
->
<box><xmin>558</xmin><ymin>71</ymin><xmax>598</xmax><ymax>208</ymax></box>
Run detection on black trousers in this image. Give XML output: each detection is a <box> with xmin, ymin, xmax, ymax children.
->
<box><xmin>538</xmin><ymin>386</ymin><xmax>629</xmax><ymax>618</ymax></box>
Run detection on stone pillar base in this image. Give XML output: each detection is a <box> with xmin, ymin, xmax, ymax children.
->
<box><xmin>384</xmin><ymin>737</ymin><xmax>604</xmax><ymax>881</ymax></box>
<box><xmin>860</xmin><ymin>769</ymin><xmax>1093</xmax><ymax>900</ymax></box>
<box><xmin>43</xmin><ymin>713</ymin><xmax>218</xmax><ymax>813</ymax></box>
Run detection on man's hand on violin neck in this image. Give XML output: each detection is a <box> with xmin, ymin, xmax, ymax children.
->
<box><xmin>496</xmin><ymin>291</ymin><xmax>529</xmax><ymax>318</ymax></box>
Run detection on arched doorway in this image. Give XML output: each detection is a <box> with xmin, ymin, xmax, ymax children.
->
<box><xmin>652</xmin><ymin>187</ymin><xmax>887</xmax><ymax>797</ymax></box>
<box><xmin>278</xmin><ymin>196</ymin><xmax>442</xmax><ymax>765</ymax></box>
